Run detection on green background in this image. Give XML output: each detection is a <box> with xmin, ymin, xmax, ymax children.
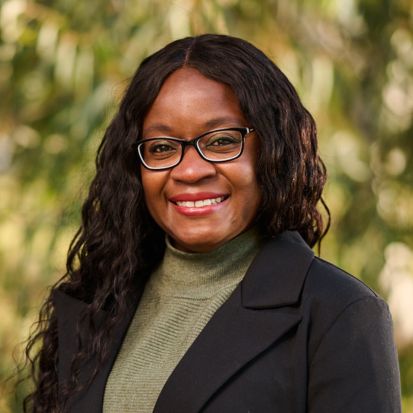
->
<box><xmin>1</xmin><ymin>0</ymin><xmax>412</xmax><ymax>410</ymax></box>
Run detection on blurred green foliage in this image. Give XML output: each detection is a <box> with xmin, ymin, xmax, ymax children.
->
<box><xmin>1</xmin><ymin>0</ymin><xmax>412</xmax><ymax>411</ymax></box>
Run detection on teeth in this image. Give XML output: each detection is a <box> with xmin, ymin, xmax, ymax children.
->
<box><xmin>176</xmin><ymin>197</ymin><xmax>225</xmax><ymax>208</ymax></box>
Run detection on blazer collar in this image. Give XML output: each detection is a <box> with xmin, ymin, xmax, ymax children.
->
<box><xmin>242</xmin><ymin>230</ymin><xmax>314</xmax><ymax>308</ymax></box>
<box><xmin>54</xmin><ymin>231</ymin><xmax>313</xmax><ymax>313</ymax></box>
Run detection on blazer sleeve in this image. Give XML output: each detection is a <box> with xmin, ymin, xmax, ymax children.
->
<box><xmin>307</xmin><ymin>296</ymin><xmax>402</xmax><ymax>413</ymax></box>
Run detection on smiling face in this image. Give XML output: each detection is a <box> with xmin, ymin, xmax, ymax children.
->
<box><xmin>141</xmin><ymin>67</ymin><xmax>261</xmax><ymax>252</ymax></box>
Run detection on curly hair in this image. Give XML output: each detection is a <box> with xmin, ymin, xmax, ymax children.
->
<box><xmin>23</xmin><ymin>34</ymin><xmax>329</xmax><ymax>412</ymax></box>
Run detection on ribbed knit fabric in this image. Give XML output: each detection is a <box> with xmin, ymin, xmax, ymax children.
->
<box><xmin>103</xmin><ymin>229</ymin><xmax>262</xmax><ymax>413</ymax></box>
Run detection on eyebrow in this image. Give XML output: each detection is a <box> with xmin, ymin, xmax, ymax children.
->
<box><xmin>143</xmin><ymin>116</ymin><xmax>245</xmax><ymax>136</ymax></box>
<box><xmin>142</xmin><ymin>123</ymin><xmax>173</xmax><ymax>135</ymax></box>
<box><xmin>203</xmin><ymin>116</ymin><xmax>245</xmax><ymax>129</ymax></box>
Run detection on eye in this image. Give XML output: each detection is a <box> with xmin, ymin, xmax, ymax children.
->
<box><xmin>207</xmin><ymin>136</ymin><xmax>238</xmax><ymax>146</ymax></box>
<box><xmin>203</xmin><ymin>131</ymin><xmax>242</xmax><ymax>152</ymax></box>
<box><xmin>147</xmin><ymin>139</ymin><xmax>178</xmax><ymax>155</ymax></box>
<box><xmin>150</xmin><ymin>143</ymin><xmax>175</xmax><ymax>153</ymax></box>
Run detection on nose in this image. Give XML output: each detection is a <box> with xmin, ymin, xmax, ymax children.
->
<box><xmin>170</xmin><ymin>145</ymin><xmax>217</xmax><ymax>183</ymax></box>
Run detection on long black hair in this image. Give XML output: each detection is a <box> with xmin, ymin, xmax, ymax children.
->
<box><xmin>23</xmin><ymin>34</ymin><xmax>329</xmax><ymax>411</ymax></box>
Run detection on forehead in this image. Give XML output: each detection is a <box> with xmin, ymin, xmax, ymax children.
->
<box><xmin>143</xmin><ymin>67</ymin><xmax>247</xmax><ymax>135</ymax></box>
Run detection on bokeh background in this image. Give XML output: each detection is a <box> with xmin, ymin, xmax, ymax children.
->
<box><xmin>1</xmin><ymin>0</ymin><xmax>412</xmax><ymax>411</ymax></box>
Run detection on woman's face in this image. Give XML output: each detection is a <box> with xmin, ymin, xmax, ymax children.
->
<box><xmin>141</xmin><ymin>67</ymin><xmax>261</xmax><ymax>252</ymax></box>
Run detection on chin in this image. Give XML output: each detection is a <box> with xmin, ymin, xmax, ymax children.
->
<box><xmin>170</xmin><ymin>229</ymin><xmax>228</xmax><ymax>253</ymax></box>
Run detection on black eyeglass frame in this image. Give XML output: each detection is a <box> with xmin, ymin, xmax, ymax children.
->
<box><xmin>137</xmin><ymin>127</ymin><xmax>255</xmax><ymax>171</ymax></box>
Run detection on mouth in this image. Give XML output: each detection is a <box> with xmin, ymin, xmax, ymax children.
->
<box><xmin>174</xmin><ymin>196</ymin><xmax>226</xmax><ymax>208</ymax></box>
<box><xmin>168</xmin><ymin>193</ymin><xmax>229</xmax><ymax>215</ymax></box>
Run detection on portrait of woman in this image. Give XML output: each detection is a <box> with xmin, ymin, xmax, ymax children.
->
<box><xmin>24</xmin><ymin>34</ymin><xmax>402</xmax><ymax>412</ymax></box>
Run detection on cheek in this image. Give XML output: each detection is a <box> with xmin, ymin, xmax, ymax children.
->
<box><xmin>140</xmin><ymin>169</ymin><xmax>152</xmax><ymax>202</ymax></box>
<box><xmin>227</xmin><ymin>163</ymin><xmax>261</xmax><ymax>221</ymax></box>
<box><xmin>140</xmin><ymin>169</ymin><xmax>166</xmax><ymax>215</ymax></box>
<box><xmin>238</xmin><ymin>160</ymin><xmax>261</xmax><ymax>218</ymax></box>
<box><xmin>242</xmin><ymin>175</ymin><xmax>261</xmax><ymax>218</ymax></box>
<box><xmin>238</xmin><ymin>149</ymin><xmax>260</xmax><ymax>192</ymax></box>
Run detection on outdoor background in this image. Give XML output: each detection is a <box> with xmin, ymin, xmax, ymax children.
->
<box><xmin>0</xmin><ymin>0</ymin><xmax>412</xmax><ymax>411</ymax></box>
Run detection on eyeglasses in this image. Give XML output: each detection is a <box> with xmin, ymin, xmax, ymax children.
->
<box><xmin>137</xmin><ymin>127</ymin><xmax>254</xmax><ymax>171</ymax></box>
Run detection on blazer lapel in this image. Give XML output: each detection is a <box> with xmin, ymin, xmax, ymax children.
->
<box><xmin>154</xmin><ymin>231</ymin><xmax>314</xmax><ymax>413</ymax></box>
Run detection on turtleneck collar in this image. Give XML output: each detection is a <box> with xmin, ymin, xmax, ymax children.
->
<box><xmin>146</xmin><ymin>228</ymin><xmax>263</xmax><ymax>299</ymax></box>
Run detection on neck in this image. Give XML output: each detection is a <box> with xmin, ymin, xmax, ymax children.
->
<box><xmin>147</xmin><ymin>227</ymin><xmax>263</xmax><ymax>299</ymax></box>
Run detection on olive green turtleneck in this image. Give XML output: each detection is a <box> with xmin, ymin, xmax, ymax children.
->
<box><xmin>103</xmin><ymin>229</ymin><xmax>262</xmax><ymax>413</ymax></box>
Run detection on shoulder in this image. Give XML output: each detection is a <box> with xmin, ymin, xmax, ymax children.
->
<box><xmin>302</xmin><ymin>254</ymin><xmax>388</xmax><ymax>328</ymax></box>
<box><xmin>300</xmin><ymin>256</ymin><xmax>394</xmax><ymax>361</ymax></box>
<box><xmin>244</xmin><ymin>231</ymin><xmax>385</xmax><ymax>313</ymax></box>
<box><xmin>303</xmin><ymin>256</ymin><xmax>380</xmax><ymax>307</ymax></box>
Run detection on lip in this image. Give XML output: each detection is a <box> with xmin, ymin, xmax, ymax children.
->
<box><xmin>169</xmin><ymin>192</ymin><xmax>229</xmax><ymax>217</ymax></box>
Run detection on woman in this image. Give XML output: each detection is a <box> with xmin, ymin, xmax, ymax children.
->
<box><xmin>24</xmin><ymin>34</ymin><xmax>401</xmax><ymax>412</ymax></box>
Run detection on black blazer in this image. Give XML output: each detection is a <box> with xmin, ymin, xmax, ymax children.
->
<box><xmin>54</xmin><ymin>231</ymin><xmax>401</xmax><ymax>412</ymax></box>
